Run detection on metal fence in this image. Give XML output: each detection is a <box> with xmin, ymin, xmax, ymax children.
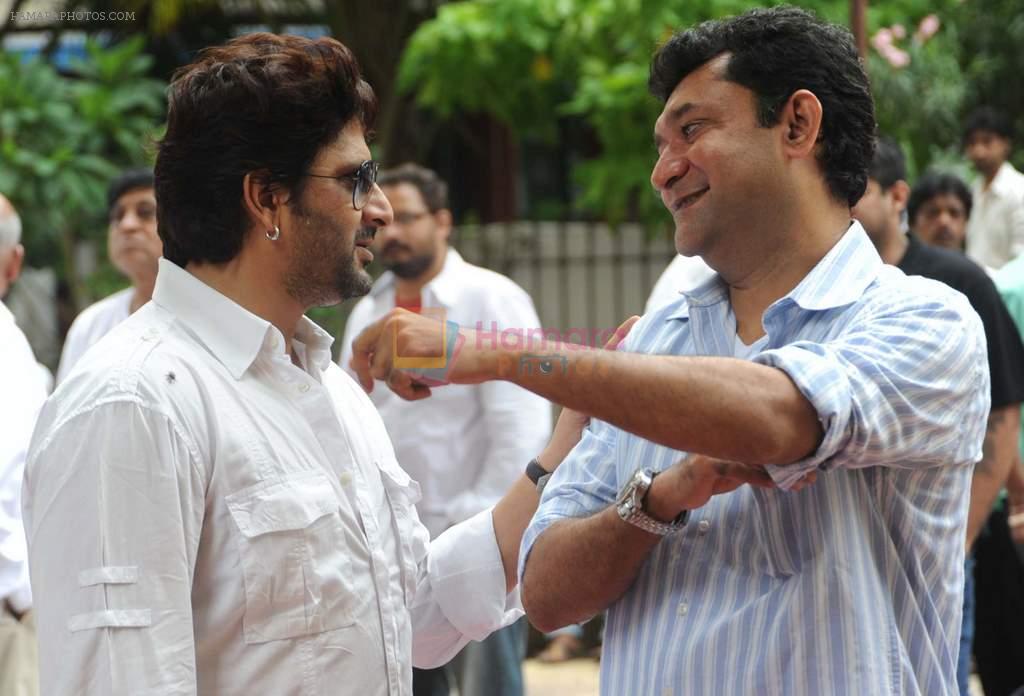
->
<box><xmin>450</xmin><ymin>221</ymin><xmax>677</xmax><ymax>340</ymax></box>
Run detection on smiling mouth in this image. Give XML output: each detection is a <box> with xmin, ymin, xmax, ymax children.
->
<box><xmin>673</xmin><ymin>187</ymin><xmax>709</xmax><ymax>212</ymax></box>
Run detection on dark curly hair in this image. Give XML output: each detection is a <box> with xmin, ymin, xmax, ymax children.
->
<box><xmin>155</xmin><ymin>33</ymin><xmax>378</xmax><ymax>267</ymax></box>
<box><xmin>649</xmin><ymin>6</ymin><xmax>876</xmax><ymax>207</ymax></box>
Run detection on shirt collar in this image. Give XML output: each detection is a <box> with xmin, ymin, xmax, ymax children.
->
<box><xmin>665</xmin><ymin>221</ymin><xmax>881</xmax><ymax>321</ymax></box>
<box><xmin>369</xmin><ymin>247</ymin><xmax>466</xmax><ymax>308</ymax></box>
<box><xmin>152</xmin><ymin>258</ymin><xmax>335</xmax><ymax>380</ymax></box>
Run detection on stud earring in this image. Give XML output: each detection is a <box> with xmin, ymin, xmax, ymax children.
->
<box><xmin>266</xmin><ymin>225</ymin><xmax>281</xmax><ymax>241</ymax></box>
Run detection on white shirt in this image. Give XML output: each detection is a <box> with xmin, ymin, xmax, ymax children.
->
<box><xmin>340</xmin><ymin>249</ymin><xmax>551</xmax><ymax>538</ymax></box>
<box><xmin>966</xmin><ymin>161</ymin><xmax>1024</xmax><ymax>270</ymax></box>
<box><xmin>0</xmin><ymin>301</ymin><xmax>46</xmax><ymax>614</ymax></box>
<box><xmin>56</xmin><ymin>287</ymin><xmax>133</xmax><ymax>383</ymax></box>
<box><xmin>24</xmin><ymin>259</ymin><xmax>520</xmax><ymax>696</ymax></box>
<box><xmin>644</xmin><ymin>254</ymin><xmax>716</xmax><ymax>314</ymax></box>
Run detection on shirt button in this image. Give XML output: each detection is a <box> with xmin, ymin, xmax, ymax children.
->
<box><xmin>339</xmin><ymin>471</ymin><xmax>353</xmax><ymax>486</ymax></box>
<box><xmin>677</xmin><ymin>602</ymin><xmax>688</xmax><ymax>616</ymax></box>
<box><xmin>298</xmin><ymin>383</ymin><xmax>311</xmax><ymax>393</ymax></box>
<box><xmin>698</xmin><ymin>520</ymin><xmax>711</xmax><ymax>534</ymax></box>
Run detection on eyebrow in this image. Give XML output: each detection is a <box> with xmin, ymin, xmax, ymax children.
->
<box><xmin>653</xmin><ymin>101</ymin><xmax>699</xmax><ymax>150</ymax></box>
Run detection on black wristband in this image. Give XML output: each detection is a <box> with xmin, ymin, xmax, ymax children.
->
<box><xmin>525</xmin><ymin>458</ymin><xmax>550</xmax><ymax>485</ymax></box>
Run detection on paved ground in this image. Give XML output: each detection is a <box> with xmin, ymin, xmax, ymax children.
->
<box><xmin>523</xmin><ymin>658</ymin><xmax>985</xmax><ymax>696</ymax></box>
<box><xmin>524</xmin><ymin>658</ymin><xmax>599</xmax><ymax>696</ymax></box>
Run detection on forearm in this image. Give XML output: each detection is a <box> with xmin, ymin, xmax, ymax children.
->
<box><xmin>966</xmin><ymin>404</ymin><xmax>1020</xmax><ymax>547</ymax></box>
<box><xmin>491</xmin><ymin>476</ymin><xmax>548</xmax><ymax>592</ymax></box>
<box><xmin>521</xmin><ymin>509</ymin><xmax>660</xmax><ymax>632</ymax></box>
<box><xmin>494</xmin><ymin>348</ymin><xmax>820</xmax><ymax>466</ymax></box>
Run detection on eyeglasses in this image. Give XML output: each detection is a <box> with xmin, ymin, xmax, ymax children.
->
<box><xmin>392</xmin><ymin>211</ymin><xmax>431</xmax><ymax>226</ymax></box>
<box><xmin>302</xmin><ymin>160</ymin><xmax>380</xmax><ymax>210</ymax></box>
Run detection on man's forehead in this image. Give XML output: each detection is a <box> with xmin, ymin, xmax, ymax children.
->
<box><xmin>319</xmin><ymin>121</ymin><xmax>371</xmax><ymax>163</ymax></box>
<box><xmin>655</xmin><ymin>55</ymin><xmax>732</xmax><ymax>129</ymax></box>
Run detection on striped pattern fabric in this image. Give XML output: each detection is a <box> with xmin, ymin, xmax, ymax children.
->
<box><xmin>521</xmin><ymin>224</ymin><xmax>990</xmax><ymax>696</ymax></box>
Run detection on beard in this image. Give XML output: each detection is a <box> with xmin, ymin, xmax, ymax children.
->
<box><xmin>283</xmin><ymin>201</ymin><xmax>374</xmax><ymax>307</ymax></box>
<box><xmin>385</xmin><ymin>253</ymin><xmax>435</xmax><ymax>280</ymax></box>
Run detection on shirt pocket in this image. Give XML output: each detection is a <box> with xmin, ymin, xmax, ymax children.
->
<box><xmin>225</xmin><ymin>472</ymin><xmax>358</xmax><ymax>643</ymax></box>
<box><xmin>376</xmin><ymin>457</ymin><xmax>422</xmax><ymax>606</ymax></box>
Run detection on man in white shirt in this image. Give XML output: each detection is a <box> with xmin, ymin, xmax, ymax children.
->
<box><xmin>26</xmin><ymin>34</ymin><xmax>724</xmax><ymax>696</ymax></box>
<box><xmin>340</xmin><ymin>164</ymin><xmax>551</xmax><ymax>696</ymax></box>
<box><xmin>963</xmin><ymin>107</ymin><xmax>1024</xmax><ymax>270</ymax></box>
<box><xmin>0</xmin><ymin>193</ymin><xmax>46</xmax><ymax>696</ymax></box>
<box><xmin>57</xmin><ymin>169</ymin><xmax>161</xmax><ymax>382</ymax></box>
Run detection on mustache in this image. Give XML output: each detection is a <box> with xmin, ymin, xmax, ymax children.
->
<box><xmin>382</xmin><ymin>240</ymin><xmax>412</xmax><ymax>255</ymax></box>
<box><xmin>355</xmin><ymin>227</ymin><xmax>377</xmax><ymax>244</ymax></box>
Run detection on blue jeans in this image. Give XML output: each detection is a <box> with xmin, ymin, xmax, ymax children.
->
<box><xmin>957</xmin><ymin>554</ymin><xmax>975</xmax><ymax>696</ymax></box>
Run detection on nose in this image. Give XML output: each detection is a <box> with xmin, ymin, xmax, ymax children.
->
<box><xmin>650</xmin><ymin>145</ymin><xmax>688</xmax><ymax>197</ymax></box>
<box><xmin>361</xmin><ymin>183</ymin><xmax>393</xmax><ymax>229</ymax></box>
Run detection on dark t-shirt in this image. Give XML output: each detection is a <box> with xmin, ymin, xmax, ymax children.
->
<box><xmin>898</xmin><ymin>233</ymin><xmax>1024</xmax><ymax>409</ymax></box>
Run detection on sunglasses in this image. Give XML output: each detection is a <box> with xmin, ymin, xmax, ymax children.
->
<box><xmin>302</xmin><ymin>160</ymin><xmax>380</xmax><ymax>210</ymax></box>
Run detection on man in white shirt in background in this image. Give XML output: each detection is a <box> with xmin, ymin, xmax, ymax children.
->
<box><xmin>0</xmin><ymin>193</ymin><xmax>46</xmax><ymax>696</ymax></box>
<box><xmin>963</xmin><ymin>107</ymin><xmax>1024</xmax><ymax>270</ymax></box>
<box><xmin>23</xmin><ymin>34</ymin><xmax>707</xmax><ymax>696</ymax></box>
<box><xmin>57</xmin><ymin>168</ymin><xmax>161</xmax><ymax>382</ymax></box>
<box><xmin>340</xmin><ymin>164</ymin><xmax>551</xmax><ymax>696</ymax></box>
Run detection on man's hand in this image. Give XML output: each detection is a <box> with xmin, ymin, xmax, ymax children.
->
<box><xmin>645</xmin><ymin>454</ymin><xmax>817</xmax><ymax>524</ymax></box>
<box><xmin>349</xmin><ymin>309</ymin><xmax>491</xmax><ymax>398</ymax></box>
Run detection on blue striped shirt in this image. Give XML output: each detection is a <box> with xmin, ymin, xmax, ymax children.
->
<box><xmin>520</xmin><ymin>224</ymin><xmax>990</xmax><ymax>696</ymax></box>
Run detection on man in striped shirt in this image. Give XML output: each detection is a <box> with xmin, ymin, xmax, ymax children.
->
<box><xmin>352</xmin><ymin>7</ymin><xmax>989</xmax><ymax>694</ymax></box>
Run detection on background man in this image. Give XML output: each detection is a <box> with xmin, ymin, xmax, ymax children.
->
<box><xmin>340</xmin><ymin>163</ymin><xmax>550</xmax><ymax>696</ymax></box>
<box><xmin>962</xmin><ymin>107</ymin><xmax>1024</xmax><ymax>271</ymax></box>
<box><xmin>906</xmin><ymin>171</ymin><xmax>974</xmax><ymax>254</ymax></box>
<box><xmin>57</xmin><ymin>168</ymin><xmax>161</xmax><ymax>382</ymax></box>
<box><xmin>0</xmin><ymin>193</ymin><xmax>46</xmax><ymax>696</ymax></box>
<box><xmin>852</xmin><ymin>137</ymin><xmax>1024</xmax><ymax>696</ymax></box>
<box><xmin>352</xmin><ymin>8</ymin><xmax>989</xmax><ymax>694</ymax></box>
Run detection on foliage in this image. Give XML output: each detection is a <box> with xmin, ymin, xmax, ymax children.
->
<box><xmin>400</xmin><ymin>0</ymin><xmax>1018</xmax><ymax>227</ymax></box>
<box><xmin>0</xmin><ymin>36</ymin><xmax>165</xmax><ymax>307</ymax></box>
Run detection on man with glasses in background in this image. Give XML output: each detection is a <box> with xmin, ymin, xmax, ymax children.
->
<box><xmin>341</xmin><ymin>163</ymin><xmax>550</xmax><ymax>696</ymax></box>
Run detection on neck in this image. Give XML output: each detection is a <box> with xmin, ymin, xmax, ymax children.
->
<box><xmin>874</xmin><ymin>223</ymin><xmax>908</xmax><ymax>266</ymax></box>
<box><xmin>186</xmin><ymin>254</ymin><xmax>303</xmax><ymax>349</ymax></box>
<box><xmin>394</xmin><ymin>248</ymin><xmax>448</xmax><ymax>302</ymax></box>
<box><xmin>982</xmin><ymin>163</ymin><xmax>1003</xmax><ymax>188</ymax></box>
<box><xmin>128</xmin><ymin>272</ymin><xmax>157</xmax><ymax>314</ymax></box>
<box><xmin>725</xmin><ymin>204</ymin><xmax>850</xmax><ymax>344</ymax></box>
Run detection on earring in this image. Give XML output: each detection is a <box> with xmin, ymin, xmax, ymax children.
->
<box><xmin>266</xmin><ymin>225</ymin><xmax>281</xmax><ymax>241</ymax></box>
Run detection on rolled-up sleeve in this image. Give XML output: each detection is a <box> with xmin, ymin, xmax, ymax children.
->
<box><xmin>517</xmin><ymin>417</ymin><xmax>620</xmax><ymax>586</ymax></box>
<box><xmin>409</xmin><ymin>509</ymin><xmax>522</xmax><ymax>668</ymax></box>
<box><xmin>23</xmin><ymin>400</ymin><xmax>206</xmax><ymax>695</ymax></box>
<box><xmin>754</xmin><ymin>291</ymin><xmax>991</xmax><ymax>489</ymax></box>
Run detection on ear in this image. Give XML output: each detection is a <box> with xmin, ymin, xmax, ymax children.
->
<box><xmin>888</xmin><ymin>180</ymin><xmax>911</xmax><ymax>214</ymax></box>
<box><xmin>779</xmin><ymin>89</ymin><xmax>824</xmax><ymax>160</ymax></box>
<box><xmin>241</xmin><ymin>170</ymin><xmax>290</xmax><ymax>237</ymax></box>
<box><xmin>3</xmin><ymin>244</ymin><xmax>24</xmax><ymax>286</ymax></box>
<box><xmin>434</xmin><ymin>209</ymin><xmax>453</xmax><ymax>242</ymax></box>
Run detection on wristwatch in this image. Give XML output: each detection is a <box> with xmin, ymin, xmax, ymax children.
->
<box><xmin>525</xmin><ymin>458</ymin><xmax>553</xmax><ymax>494</ymax></box>
<box><xmin>616</xmin><ymin>467</ymin><xmax>689</xmax><ymax>535</ymax></box>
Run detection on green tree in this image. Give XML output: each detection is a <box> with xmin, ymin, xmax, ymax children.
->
<box><xmin>399</xmin><ymin>0</ymin><xmax>1014</xmax><ymax>226</ymax></box>
<box><xmin>0</xmin><ymin>36</ymin><xmax>165</xmax><ymax>309</ymax></box>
